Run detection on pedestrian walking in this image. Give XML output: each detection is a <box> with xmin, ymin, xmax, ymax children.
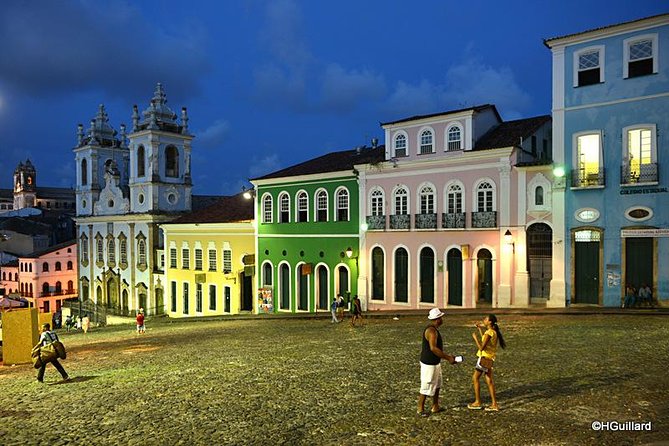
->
<box><xmin>330</xmin><ymin>298</ymin><xmax>339</xmax><ymax>323</ymax></box>
<box><xmin>468</xmin><ymin>314</ymin><xmax>506</xmax><ymax>411</ymax></box>
<box><xmin>336</xmin><ymin>294</ymin><xmax>345</xmax><ymax>322</ymax></box>
<box><xmin>65</xmin><ymin>314</ymin><xmax>73</xmax><ymax>332</ymax></box>
<box><xmin>82</xmin><ymin>314</ymin><xmax>91</xmax><ymax>333</ymax></box>
<box><xmin>136</xmin><ymin>308</ymin><xmax>145</xmax><ymax>334</ymax></box>
<box><xmin>350</xmin><ymin>295</ymin><xmax>362</xmax><ymax>327</ymax></box>
<box><xmin>33</xmin><ymin>323</ymin><xmax>69</xmax><ymax>383</ymax></box>
<box><xmin>417</xmin><ymin>308</ymin><xmax>457</xmax><ymax>417</ymax></box>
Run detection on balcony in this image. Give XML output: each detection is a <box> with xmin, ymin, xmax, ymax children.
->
<box><xmin>471</xmin><ymin>211</ymin><xmax>497</xmax><ymax>228</ymax></box>
<box><xmin>415</xmin><ymin>213</ymin><xmax>437</xmax><ymax>229</ymax></box>
<box><xmin>442</xmin><ymin>212</ymin><xmax>466</xmax><ymax>229</ymax></box>
<box><xmin>389</xmin><ymin>214</ymin><xmax>410</xmax><ymax>230</ymax></box>
<box><xmin>366</xmin><ymin>215</ymin><xmax>386</xmax><ymax>230</ymax></box>
<box><xmin>621</xmin><ymin>163</ymin><xmax>658</xmax><ymax>185</ymax></box>
<box><xmin>40</xmin><ymin>289</ymin><xmax>77</xmax><ymax>298</ymax></box>
<box><xmin>571</xmin><ymin>168</ymin><xmax>605</xmax><ymax>188</ymax></box>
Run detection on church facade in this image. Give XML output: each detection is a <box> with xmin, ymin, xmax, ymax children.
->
<box><xmin>74</xmin><ymin>84</ymin><xmax>193</xmax><ymax>316</ymax></box>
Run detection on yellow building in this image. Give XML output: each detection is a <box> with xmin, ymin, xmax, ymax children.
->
<box><xmin>160</xmin><ymin>194</ymin><xmax>255</xmax><ymax>317</ymax></box>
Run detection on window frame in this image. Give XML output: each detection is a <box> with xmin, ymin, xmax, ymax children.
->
<box><xmin>445</xmin><ymin>124</ymin><xmax>463</xmax><ymax>151</ymax></box>
<box><xmin>573</xmin><ymin>45</ymin><xmax>605</xmax><ymax>87</ymax></box>
<box><xmin>418</xmin><ymin>127</ymin><xmax>435</xmax><ymax>155</ymax></box>
<box><xmin>279</xmin><ymin>192</ymin><xmax>290</xmax><ymax>223</ymax></box>
<box><xmin>335</xmin><ymin>187</ymin><xmax>349</xmax><ymax>222</ymax></box>
<box><xmin>572</xmin><ymin>130</ymin><xmax>603</xmax><ymax>187</ymax></box>
<box><xmin>262</xmin><ymin>193</ymin><xmax>273</xmax><ymax>224</ymax></box>
<box><xmin>445</xmin><ymin>182</ymin><xmax>465</xmax><ymax>214</ymax></box>
<box><xmin>393</xmin><ymin>131</ymin><xmax>408</xmax><ymax>158</ymax></box>
<box><xmin>315</xmin><ymin>189</ymin><xmax>328</xmax><ymax>222</ymax></box>
<box><xmin>473</xmin><ymin>179</ymin><xmax>496</xmax><ymax>212</ymax></box>
<box><xmin>623</xmin><ymin>34</ymin><xmax>658</xmax><ymax>79</ymax></box>
<box><xmin>418</xmin><ymin>184</ymin><xmax>435</xmax><ymax>215</ymax></box>
<box><xmin>369</xmin><ymin>188</ymin><xmax>385</xmax><ymax>217</ymax></box>
<box><xmin>296</xmin><ymin>190</ymin><xmax>309</xmax><ymax>223</ymax></box>
<box><xmin>393</xmin><ymin>186</ymin><xmax>409</xmax><ymax>215</ymax></box>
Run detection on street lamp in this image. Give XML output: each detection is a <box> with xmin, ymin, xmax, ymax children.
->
<box><xmin>504</xmin><ymin>229</ymin><xmax>515</xmax><ymax>253</ymax></box>
<box><xmin>242</xmin><ymin>186</ymin><xmax>255</xmax><ymax>200</ymax></box>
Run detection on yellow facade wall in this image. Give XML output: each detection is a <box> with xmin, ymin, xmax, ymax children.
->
<box><xmin>161</xmin><ymin>222</ymin><xmax>255</xmax><ymax>318</ymax></box>
<box><xmin>2</xmin><ymin>308</ymin><xmax>39</xmax><ymax>365</ymax></box>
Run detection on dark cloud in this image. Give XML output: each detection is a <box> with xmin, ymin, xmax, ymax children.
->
<box><xmin>0</xmin><ymin>0</ymin><xmax>210</xmax><ymax>101</ymax></box>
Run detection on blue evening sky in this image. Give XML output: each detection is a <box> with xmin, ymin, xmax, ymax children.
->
<box><xmin>0</xmin><ymin>0</ymin><xmax>666</xmax><ymax>195</ymax></box>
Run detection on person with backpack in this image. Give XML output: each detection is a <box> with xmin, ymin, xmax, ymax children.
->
<box><xmin>33</xmin><ymin>323</ymin><xmax>69</xmax><ymax>383</ymax></box>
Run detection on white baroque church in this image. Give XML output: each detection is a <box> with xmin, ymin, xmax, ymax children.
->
<box><xmin>74</xmin><ymin>84</ymin><xmax>194</xmax><ymax>315</ymax></box>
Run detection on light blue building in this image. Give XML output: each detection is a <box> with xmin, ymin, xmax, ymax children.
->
<box><xmin>546</xmin><ymin>13</ymin><xmax>669</xmax><ymax>307</ymax></box>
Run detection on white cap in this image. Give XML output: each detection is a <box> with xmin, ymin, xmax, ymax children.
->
<box><xmin>428</xmin><ymin>308</ymin><xmax>445</xmax><ymax>320</ymax></box>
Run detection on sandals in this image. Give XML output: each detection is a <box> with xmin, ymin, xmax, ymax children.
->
<box><xmin>484</xmin><ymin>405</ymin><xmax>500</xmax><ymax>411</ymax></box>
<box><xmin>467</xmin><ymin>403</ymin><xmax>483</xmax><ymax>410</ymax></box>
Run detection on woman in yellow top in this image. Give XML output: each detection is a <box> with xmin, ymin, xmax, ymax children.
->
<box><xmin>467</xmin><ymin>314</ymin><xmax>506</xmax><ymax>411</ymax></box>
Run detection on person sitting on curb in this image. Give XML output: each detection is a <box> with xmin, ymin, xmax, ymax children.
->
<box><xmin>623</xmin><ymin>284</ymin><xmax>636</xmax><ymax>308</ymax></box>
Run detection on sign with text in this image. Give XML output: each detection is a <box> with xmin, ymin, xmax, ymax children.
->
<box><xmin>620</xmin><ymin>228</ymin><xmax>669</xmax><ymax>238</ymax></box>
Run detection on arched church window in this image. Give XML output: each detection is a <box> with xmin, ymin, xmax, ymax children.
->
<box><xmin>81</xmin><ymin>158</ymin><xmax>88</xmax><ymax>185</ymax></box>
<box><xmin>165</xmin><ymin>146</ymin><xmax>179</xmax><ymax>178</ymax></box>
<box><xmin>137</xmin><ymin>145</ymin><xmax>146</xmax><ymax>177</ymax></box>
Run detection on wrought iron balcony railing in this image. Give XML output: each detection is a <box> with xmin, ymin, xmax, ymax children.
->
<box><xmin>442</xmin><ymin>212</ymin><xmax>466</xmax><ymax>229</ymax></box>
<box><xmin>366</xmin><ymin>215</ymin><xmax>385</xmax><ymax>230</ymax></box>
<box><xmin>389</xmin><ymin>214</ymin><xmax>410</xmax><ymax>230</ymax></box>
<box><xmin>621</xmin><ymin>163</ymin><xmax>658</xmax><ymax>184</ymax></box>
<box><xmin>571</xmin><ymin>168</ymin><xmax>605</xmax><ymax>187</ymax></box>
<box><xmin>415</xmin><ymin>213</ymin><xmax>437</xmax><ymax>229</ymax></box>
<box><xmin>471</xmin><ymin>211</ymin><xmax>497</xmax><ymax>228</ymax></box>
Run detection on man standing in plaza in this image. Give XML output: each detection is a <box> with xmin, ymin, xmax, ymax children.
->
<box><xmin>417</xmin><ymin>308</ymin><xmax>457</xmax><ymax>417</ymax></box>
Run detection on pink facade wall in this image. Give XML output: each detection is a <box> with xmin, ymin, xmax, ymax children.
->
<box><xmin>18</xmin><ymin>243</ymin><xmax>78</xmax><ymax>313</ymax></box>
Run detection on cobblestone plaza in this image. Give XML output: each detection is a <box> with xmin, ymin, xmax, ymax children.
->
<box><xmin>1</xmin><ymin>313</ymin><xmax>667</xmax><ymax>445</ymax></box>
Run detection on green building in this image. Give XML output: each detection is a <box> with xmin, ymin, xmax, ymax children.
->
<box><xmin>251</xmin><ymin>145</ymin><xmax>384</xmax><ymax>313</ymax></box>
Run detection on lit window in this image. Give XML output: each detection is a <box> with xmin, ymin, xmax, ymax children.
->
<box><xmin>623</xmin><ymin>126</ymin><xmax>656</xmax><ymax>184</ymax></box>
<box><xmin>575</xmin><ymin>133</ymin><xmax>601</xmax><ymax>187</ymax></box>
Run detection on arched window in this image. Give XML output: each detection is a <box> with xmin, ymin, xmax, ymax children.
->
<box><xmin>336</xmin><ymin>188</ymin><xmax>349</xmax><ymax>221</ymax></box>
<box><xmin>279</xmin><ymin>193</ymin><xmax>290</xmax><ymax>223</ymax></box>
<box><xmin>535</xmin><ymin>186</ymin><xmax>544</xmax><ymax>206</ymax></box>
<box><xmin>419</xmin><ymin>185</ymin><xmax>435</xmax><ymax>214</ymax></box>
<box><xmin>42</xmin><ymin>283</ymin><xmax>50</xmax><ymax>295</ymax></box>
<box><xmin>96</xmin><ymin>238</ymin><xmax>104</xmax><ymax>263</ymax></box>
<box><xmin>279</xmin><ymin>263</ymin><xmax>290</xmax><ymax>310</ymax></box>
<box><xmin>296</xmin><ymin>191</ymin><xmax>308</xmax><ymax>222</ymax></box>
<box><xmin>476</xmin><ymin>181</ymin><xmax>494</xmax><ymax>212</ymax></box>
<box><xmin>420</xmin><ymin>129</ymin><xmax>433</xmax><ymax>154</ymax></box>
<box><xmin>120</xmin><ymin>239</ymin><xmax>128</xmax><ymax>264</ymax></box>
<box><xmin>394</xmin><ymin>187</ymin><xmax>408</xmax><ymax>215</ymax></box>
<box><xmin>55</xmin><ymin>281</ymin><xmax>62</xmax><ymax>293</ymax></box>
<box><xmin>371</xmin><ymin>247</ymin><xmax>384</xmax><ymax>300</ymax></box>
<box><xmin>55</xmin><ymin>261</ymin><xmax>62</xmax><ymax>271</ymax></box>
<box><xmin>138</xmin><ymin>239</ymin><xmax>147</xmax><ymax>266</ymax></box>
<box><xmin>81</xmin><ymin>158</ymin><xmax>88</xmax><ymax>186</ymax></box>
<box><xmin>42</xmin><ymin>262</ymin><xmax>49</xmax><ymax>272</ymax></box>
<box><xmin>447</xmin><ymin>183</ymin><xmax>463</xmax><ymax>214</ymax></box>
<box><xmin>67</xmin><ymin>261</ymin><xmax>73</xmax><ymax>270</ymax></box>
<box><xmin>262</xmin><ymin>262</ymin><xmax>273</xmax><ymax>287</ymax></box>
<box><xmin>316</xmin><ymin>190</ymin><xmax>328</xmax><ymax>222</ymax></box>
<box><xmin>394</xmin><ymin>248</ymin><xmax>408</xmax><ymax>303</ymax></box>
<box><xmin>262</xmin><ymin>194</ymin><xmax>273</xmax><ymax>224</ymax></box>
<box><xmin>107</xmin><ymin>239</ymin><xmax>115</xmax><ymax>264</ymax></box>
<box><xmin>419</xmin><ymin>247</ymin><xmax>435</xmax><ymax>303</ymax></box>
<box><xmin>137</xmin><ymin>145</ymin><xmax>146</xmax><ymax>177</ymax></box>
<box><xmin>394</xmin><ymin>133</ymin><xmax>407</xmax><ymax>157</ymax></box>
<box><xmin>67</xmin><ymin>280</ymin><xmax>74</xmax><ymax>292</ymax></box>
<box><xmin>81</xmin><ymin>235</ymin><xmax>89</xmax><ymax>262</ymax></box>
<box><xmin>447</xmin><ymin>126</ymin><xmax>462</xmax><ymax>151</ymax></box>
<box><xmin>165</xmin><ymin>145</ymin><xmax>179</xmax><ymax>177</ymax></box>
<box><xmin>370</xmin><ymin>189</ymin><xmax>384</xmax><ymax>216</ymax></box>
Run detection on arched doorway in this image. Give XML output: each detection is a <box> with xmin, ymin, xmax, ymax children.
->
<box><xmin>371</xmin><ymin>247</ymin><xmax>385</xmax><ymax>301</ymax></box>
<box><xmin>419</xmin><ymin>247</ymin><xmax>435</xmax><ymax>303</ymax></box>
<box><xmin>279</xmin><ymin>263</ymin><xmax>290</xmax><ymax>310</ymax></box>
<box><xmin>337</xmin><ymin>265</ymin><xmax>349</xmax><ymax>298</ymax></box>
<box><xmin>96</xmin><ymin>285</ymin><xmax>103</xmax><ymax>306</ymax></box>
<box><xmin>316</xmin><ymin>265</ymin><xmax>328</xmax><ymax>310</ymax></box>
<box><xmin>447</xmin><ymin>248</ymin><xmax>462</xmax><ymax>306</ymax></box>
<box><xmin>477</xmin><ymin>249</ymin><xmax>493</xmax><ymax>304</ymax></box>
<box><xmin>297</xmin><ymin>264</ymin><xmax>309</xmax><ymax>311</ymax></box>
<box><xmin>122</xmin><ymin>289</ymin><xmax>129</xmax><ymax>314</ymax></box>
<box><xmin>527</xmin><ymin>223</ymin><xmax>553</xmax><ymax>299</ymax></box>
<box><xmin>106</xmin><ymin>277</ymin><xmax>118</xmax><ymax>309</ymax></box>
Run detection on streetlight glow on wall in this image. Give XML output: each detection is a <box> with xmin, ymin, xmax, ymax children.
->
<box><xmin>504</xmin><ymin>229</ymin><xmax>515</xmax><ymax>253</ymax></box>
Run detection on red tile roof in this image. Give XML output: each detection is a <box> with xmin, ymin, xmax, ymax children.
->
<box><xmin>166</xmin><ymin>193</ymin><xmax>254</xmax><ymax>224</ymax></box>
<box><xmin>474</xmin><ymin>115</ymin><xmax>551</xmax><ymax>150</ymax></box>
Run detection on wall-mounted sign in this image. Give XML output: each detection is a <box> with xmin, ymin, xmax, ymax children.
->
<box><xmin>620</xmin><ymin>187</ymin><xmax>668</xmax><ymax>195</ymax></box>
<box><xmin>620</xmin><ymin>228</ymin><xmax>669</xmax><ymax>238</ymax></box>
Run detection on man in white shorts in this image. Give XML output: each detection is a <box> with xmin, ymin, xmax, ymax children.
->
<box><xmin>417</xmin><ymin>308</ymin><xmax>457</xmax><ymax>417</ymax></box>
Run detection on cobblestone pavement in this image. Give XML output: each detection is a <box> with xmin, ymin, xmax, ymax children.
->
<box><xmin>1</xmin><ymin>313</ymin><xmax>667</xmax><ymax>445</ymax></box>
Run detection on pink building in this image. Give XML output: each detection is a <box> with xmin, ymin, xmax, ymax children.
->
<box><xmin>17</xmin><ymin>240</ymin><xmax>78</xmax><ymax>313</ymax></box>
<box><xmin>0</xmin><ymin>261</ymin><xmax>19</xmax><ymax>296</ymax></box>
<box><xmin>357</xmin><ymin>105</ymin><xmax>562</xmax><ymax>310</ymax></box>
